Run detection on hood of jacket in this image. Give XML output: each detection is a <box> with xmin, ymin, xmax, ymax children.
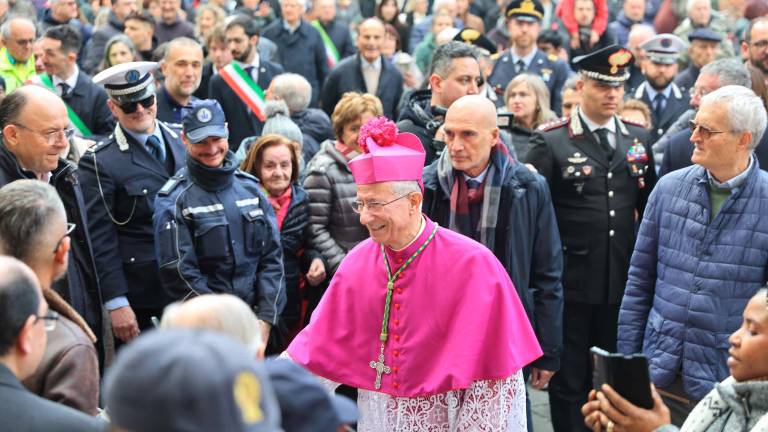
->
<box><xmin>292</xmin><ymin>108</ymin><xmax>333</xmax><ymax>142</ymax></box>
<box><xmin>398</xmin><ymin>89</ymin><xmax>434</xmax><ymax>129</ymax></box>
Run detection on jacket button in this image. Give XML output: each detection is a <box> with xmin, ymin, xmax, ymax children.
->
<box><xmin>393</xmin><ymin>366</ymin><xmax>399</xmax><ymax>373</ymax></box>
<box><xmin>393</xmin><ymin>382</ymin><xmax>400</xmax><ymax>388</ymax></box>
<box><xmin>609</xmin><ymin>210</ymin><xmax>615</xmax><ymax>217</ymax></box>
<box><xmin>130</xmin><ymin>257</ymin><xmax>135</xmax><ymax>263</ymax></box>
<box><xmin>394</xmin><ymin>319</ymin><xmax>399</xmax><ymax>326</ymax></box>
<box><xmin>607</xmin><ymin>172</ymin><xmax>613</xmax><ymax>179</ymax></box>
<box><xmin>608</xmin><ymin>191</ymin><xmax>614</xmax><ymax>198</ymax></box>
<box><xmin>609</xmin><ymin>230</ymin><xmax>615</xmax><ymax>237</ymax></box>
<box><xmin>395</xmin><ymin>303</ymin><xmax>401</xmax><ymax>310</ymax></box>
<box><xmin>393</xmin><ymin>350</ymin><xmax>400</xmax><ymax>357</ymax></box>
<box><xmin>394</xmin><ymin>334</ymin><xmax>400</xmax><ymax>341</ymax></box>
<box><xmin>142</xmin><ymin>189</ymin><xmax>148</xmax><ymax>195</ymax></box>
<box><xmin>396</xmin><ymin>288</ymin><xmax>403</xmax><ymax>294</ymax></box>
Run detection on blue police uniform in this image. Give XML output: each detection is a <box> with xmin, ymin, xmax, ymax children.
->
<box><xmin>152</xmin><ymin>101</ymin><xmax>286</xmax><ymax>325</ymax></box>
<box><xmin>489</xmin><ymin>49</ymin><xmax>571</xmax><ymax>114</ymax></box>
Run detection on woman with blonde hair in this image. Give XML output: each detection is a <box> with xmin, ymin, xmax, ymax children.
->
<box><xmin>194</xmin><ymin>4</ymin><xmax>226</xmax><ymax>44</ymax></box>
<box><xmin>504</xmin><ymin>73</ymin><xmax>557</xmax><ymax>160</ymax></box>
<box><xmin>241</xmin><ymin>134</ymin><xmax>325</xmax><ymax>350</ymax></box>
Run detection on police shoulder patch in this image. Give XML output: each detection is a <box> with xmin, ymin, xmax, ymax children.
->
<box><xmin>86</xmin><ymin>139</ymin><xmax>110</xmax><ymax>153</ymax></box>
<box><xmin>538</xmin><ymin>116</ymin><xmax>568</xmax><ymax>131</ymax></box>
<box><xmin>548</xmin><ymin>53</ymin><xmax>558</xmax><ymax>62</ymax></box>
<box><xmin>158</xmin><ymin>176</ymin><xmax>182</xmax><ymax>196</ymax></box>
<box><xmin>490</xmin><ymin>52</ymin><xmax>501</xmax><ymax>61</ymax></box>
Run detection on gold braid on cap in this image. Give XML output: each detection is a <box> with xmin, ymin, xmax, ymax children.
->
<box><xmin>580</xmin><ymin>70</ymin><xmax>630</xmax><ymax>82</ymax></box>
<box><xmin>507</xmin><ymin>0</ymin><xmax>544</xmax><ymax>18</ymax></box>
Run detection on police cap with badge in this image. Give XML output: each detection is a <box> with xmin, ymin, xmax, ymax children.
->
<box><xmin>93</xmin><ymin>61</ymin><xmax>158</xmax><ymax>111</ymax></box>
<box><xmin>183</xmin><ymin>100</ymin><xmax>229</xmax><ymax>144</ymax></box>
<box><xmin>573</xmin><ymin>44</ymin><xmax>634</xmax><ymax>87</ymax></box>
<box><xmin>505</xmin><ymin>0</ymin><xmax>544</xmax><ymax>22</ymax></box>
<box><xmin>453</xmin><ymin>28</ymin><xmax>497</xmax><ymax>55</ymax></box>
<box><xmin>640</xmin><ymin>34</ymin><xmax>686</xmax><ymax>65</ymax></box>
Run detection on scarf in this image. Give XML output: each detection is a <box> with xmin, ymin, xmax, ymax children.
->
<box><xmin>676</xmin><ymin>376</ymin><xmax>768</xmax><ymax>432</ymax></box>
<box><xmin>436</xmin><ymin>142</ymin><xmax>513</xmax><ymax>252</ymax></box>
<box><xmin>334</xmin><ymin>140</ymin><xmax>361</xmax><ymax>161</ymax></box>
<box><xmin>266</xmin><ymin>185</ymin><xmax>292</xmax><ymax>229</ymax></box>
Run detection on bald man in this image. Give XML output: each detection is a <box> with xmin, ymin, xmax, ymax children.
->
<box><xmin>422</xmin><ymin>95</ymin><xmax>564</xmax><ymax>425</ymax></box>
<box><xmin>320</xmin><ymin>18</ymin><xmax>404</xmax><ymax>119</ymax></box>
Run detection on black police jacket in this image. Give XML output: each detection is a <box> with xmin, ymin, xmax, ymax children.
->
<box><xmin>526</xmin><ymin>111</ymin><xmax>657</xmax><ymax>305</ymax></box>
<box><xmin>153</xmin><ymin>152</ymin><xmax>286</xmax><ymax>325</ymax></box>
<box><xmin>78</xmin><ymin>122</ymin><xmax>186</xmax><ymax>309</ymax></box>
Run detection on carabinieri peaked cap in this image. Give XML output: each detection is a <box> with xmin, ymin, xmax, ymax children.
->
<box><xmin>349</xmin><ymin>117</ymin><xmax>425</xmax><ymax>185</ymax></box>
<box><xmin>640</xmin><ymin>34</ymin><xmax>686</xmax><ymax>65</ymax></box>
<box><xmin>505</xmin><ymin>0</ymin><xmax>545</xmax><ymax>22</ymax></box>
<box><xmin>93</xmin><ymin>61</ymin><xmax>158</xmax><ymax>103</ymax></box>
<box><xmin>453</xmin><ymin>28</ymin><xmax>497</xmax><ymax>54</ymax></box>
<box><xmin>573</xmin><ymin>44</ymin><xmax>634</xmax><ymax>87</ymax></box>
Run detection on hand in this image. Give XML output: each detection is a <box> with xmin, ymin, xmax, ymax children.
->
<box><xmin>258</xmin><ymin>319</ymin><xmax>271</xmax><ymax>347</ymax></box>
<box><xmin>530</xmin><ymin>368</ymin><xmax>555</xmax><ymax>389</ymax></box>
<box><xmin>596</xmin><ymin>384</ymin><xmax>671</xmax><ymax>432</ymax></box>
<box><xmin>582</xmin><ymin>390</ymin><xmax>609</xmax><ymax>431</ymax></box>
<box><xmin>525</xmin><ymin>163</ymin><xmax>539</xmax><ymax>174</ymax></box>
<box><xmin>570</xmin><ymin>35</ymin><xmax>581</xmax><ymax>49</ymax></box>
<box><xmin>110</xmin><ymin>306</ymin><xmax>139</xmax><ymax>342</ymax></box>
<box><xmin>590</xmin><ymin>30</ymin><xmax>599</xmax><ymax>47</ymax></box>
<box><xmin>306</xmin><ymin>258</ymin><xmax>326</xmax><ymax>286</ymax></box>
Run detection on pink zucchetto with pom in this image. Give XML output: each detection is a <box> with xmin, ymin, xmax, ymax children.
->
<box><xmin>349</xmin><ymin>117</ymin><xmax>425</xmax><ymax>185</ymax></box>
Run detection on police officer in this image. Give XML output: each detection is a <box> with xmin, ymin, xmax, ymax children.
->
<box><xmin>153</xmin><ymin>100</ymin><xmax>285</xmax><ymax>345</ymax></box>
<box><xmin>633</xmin><ymin>34</ymin><xmax>690</xmax><ymax>144</ymax></box>
<box><xmin>526</xmin><ymin>45</ymin><xmax>657</xmax><ymax>431</ymax></box>
<box><xmin>487</xmin><ymin>0</ymin><xmax>570</xmax><ymax>113</ymax></box>
<box><xmin>78</xmin><ymin>61</ymin><xmax>186</xmax><ymax>343</ymax></box>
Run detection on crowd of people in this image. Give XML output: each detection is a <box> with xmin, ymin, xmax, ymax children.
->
<box><xmin>0</xmin><ymin>0</ymin><xmax>768</xmax><ymax>429</ymax></box>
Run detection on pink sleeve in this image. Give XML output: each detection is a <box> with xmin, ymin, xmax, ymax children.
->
<box><xmin>593</xmin><ymin>0</ymin><xmax>608</xmax><ymax>35</ymax></box>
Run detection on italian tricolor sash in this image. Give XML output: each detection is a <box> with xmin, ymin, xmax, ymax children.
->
<box><xmin>311</xmin><ymin>20</ymin><xmax>340</xmax><ymax>68</ymax></box>
<box><xmin>36</xmin><ymin>74</ymin><xmax>94</xmax><ymax>136</ymax></box>
<box><xmin>219</xmin><ymin>63</ymin><xmax>267</xmax><ymax>121</ymax></box>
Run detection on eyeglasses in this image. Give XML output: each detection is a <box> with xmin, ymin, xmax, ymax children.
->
<box><xmin>13</xmin><ymin>38</ymin><xmax>34</xmax><ymax>46</ymax></box>
<box><xmin>689</xmin><ymin>120</ymin><xmax>732</xmax><ymax>139</ymax></box>
<box><xmin>118</xmin><ymin>95</ymin><xmax>155</xmax><ymax>114</ymax></box>
<box><xmin>52</xmin><ymin>223</ymin><xmax>76</xmax><ymax>254</ymax></box>
<box><xmin>688</xmin><ymin>87</ymin><xmax>713</xmax><ymax>98</ymax></box>
<box><xmin>351</xmin><ymin>193</ymin><xmax>411</xmax><ymax>213</ymax></box>
<box><xmin>34</xmin><ymin>310</ymin><xmax>59</xmax><ymax>332</ymax></box>
<box><xmin>751</xmin><ymin>39</ymin><xmax>768</xmax><ymax>50</ymax></box>
<box><xmin>12</xmin><ymin>123</ymin><xmax>75</xmax><ymax>144</ymax></box>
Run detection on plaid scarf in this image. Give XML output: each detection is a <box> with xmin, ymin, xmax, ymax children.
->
<box><xmin>437</xmin><ymin>142</ymin><xmax>513</xmax><ymax>252</ymax></box>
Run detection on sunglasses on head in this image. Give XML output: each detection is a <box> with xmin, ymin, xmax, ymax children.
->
<box><xmin>118</xmin><ymin>95</ymin><xmax>155</xmax><ymax>114</ymax></box>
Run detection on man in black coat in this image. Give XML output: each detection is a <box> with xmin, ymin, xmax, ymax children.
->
<box><xmin>262</xmin><ymin>0</ymin><xmax>328</xmax><ymax>107</ymax></box>
<box><xmin>673</xmin><ymin>28</ymin><xmax>721</xmax><ymax>94</ymax></box>
<box><xmin>209</xmin><ymin>16</ymin><xmax>284</xmax><ymax>151</ymax></box>
<box><xmin>40</xmin><ymin>25</ymin><xmax>115</xmax><ymax>140</ymax></box>
<box><xmin>0</xmin><ymin>86</ymin><xmax>103</xmax><ymax>360</ymax></box>
<box><xmin>312</xmin><ymin>0</ymin><xmax>356</xmax><ymax>62</ymax></box>
<box><xmin>320</xmin><ymin>18</ymin><xmax>403</xmax><ymax>120</ymax></box>
<box><xmin>526</xmin><ymin>45</ymin><xmax>657</xmax><ymax>431</ymax></box>
<box><xmin>0</xmin><ymin>257</ymin><xmax>106</xmax><ymax>432</ymax></box>
<box><xmin>79</xmin><ymin>62</ymin><xmax>186</xmax><ymax>344</ymax></box>
<box><xmin>155</xmin><ymin>38</ymin><xmax>203</xmax><ymax>124</ymax></box>
<box><xmin>423</xmin><ymin>95</ymin><xmax>563</xmax><ymax>428</ymax></box>
<box><xmin>632</xmin><ymin>34</ymin><xmax>690</xmax><ymax>144</ymax></box>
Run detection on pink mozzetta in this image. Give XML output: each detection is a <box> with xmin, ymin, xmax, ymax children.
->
<box><xmin>349</xmin><ymin>117</ymin><xmax>426</xmax><ymax>185</ymax></box>
<box><xmin>287</xmin><ymin>216</ymin><xmax>543</xmax><ymax>397</ymax></box>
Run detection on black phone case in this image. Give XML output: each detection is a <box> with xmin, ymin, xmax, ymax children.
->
<box><xmin>591</xmin><ymin>347</ymin><xmax>654</xmax><ymax>409</ymax></box>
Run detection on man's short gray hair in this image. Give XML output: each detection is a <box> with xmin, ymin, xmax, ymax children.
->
<box><xmin>429</xmin><ymin>41</ymin><xmax>478</xmax><ymax>78</ymax></box>
<box><xmin>270</xmin><ymin>73</ymin><xmax>312</xmax><ymax>113</ymax></box>
<box><xmin>701</xmin><ymin>85</ymin><xmax>767</xmax><ymax>151</ymax></box>
<box><xmin>627</xmin><ymin>23</ymin><xmax>656</xmax><ymax>42</ymax></box>
<box><xmin>390</xmin><ymin>180</ymin><xmax>422</xmax><ymax>196</ymax></box>
<box><xmin>161</xmin><ymin>294</ymin><xmax>264</xmax><ymax>357</ymax></box>
<box><xmin>279</xmin><ymin>0</ymin><xmax>307</xmax><ymax>9</ymax></box>
<box><xmin>699</xmin><ymin>58</ymin><xmax>752</xmax><ymax>88</ymax></box>
<box><xmin>0</xmin><ymin>16</ymin><xmax>36</xmax><ymax>40</ymax></box>
<box><xmin>686</xmin><ymin>0</ymin><xmax>708</xmax><ymax>13</ymax></box>
<box><xmin>0</xmin><ymin>180</ymin><xmax>65</xmax><ymax>262</ymax></box>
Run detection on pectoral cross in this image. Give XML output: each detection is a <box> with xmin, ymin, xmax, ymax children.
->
<box><xmin>369</xmin><ymin>345</ymin><xmax>391</xmax><ymax>390</ymax></box>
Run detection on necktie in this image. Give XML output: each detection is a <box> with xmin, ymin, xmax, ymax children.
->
<box><xmin>245</xmin><ymin>65</ymin><xmax>256</xmax><ymax>82</ymax></box>
<box><xmin>653</xmin><ymin>93</ymin><xmax>666</xmax><ymax>122</ymax></box>
<box><xmin>516</xmin><ymin>59</ymin><xmax>526</xmax><ymax>74</ymax></box>
<box><xmin>146</xmin><ymin>135</ymin><xmax>166</xmax><ymax>163</ymax></box>
<box><xmin>59</xmin><ymin>82</ymin><xmax>71</xmax><ymax>98</ymax></box>
<box><xmin>466</xmin><ymin>179</ymin><xmax>482</xmax><ymax>202</ymax></box>
<box><xmin>595</xmin><ymin>128</ymin><xmax>613</xmax><ymax>161</ymax></box>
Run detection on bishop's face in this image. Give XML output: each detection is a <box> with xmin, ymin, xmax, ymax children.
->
<box><xmin>356</xmin><ymin>182</ymin><xmax>420</xmax><ymax>249</ymax></box>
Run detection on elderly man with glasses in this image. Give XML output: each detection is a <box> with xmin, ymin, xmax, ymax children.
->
<box><xmin>0</xmin><ymin>180</ymin><xmax>101</xmax><ymax>417</ymax></box>
<box><xmin>78</xmin><ymin>61</ymin><xmax>186</xmax><ymax>344</ymax></box>
<box><xmin>617</xmin><ymin>85</ymin><xmax>768</xmax><ymax>425</ymax></box>
<box><xmin>0</xmin><ymin>17</ymin><xmax>37</xmax><ymax>93</ymax></box>
<box><xmin>0</xmin><ymin>85</ymin><xmax>103</xmax><ymax>367</ymax></box>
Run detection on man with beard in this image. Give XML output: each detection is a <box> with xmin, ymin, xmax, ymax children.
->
<box><xmin>632</xmin><ymin>34</ymin><xmax>690</xmax><ymax>143</ymax></box>
<box><xmin>78</xmin><ymin>62</ymin><xmax>186</xmax><ymax>343</ymax></box>
<box><xmin>155</xmin><ymin>38</ymin><xmax>203</xmax><ymax>124</ymax></box>
<box><xmin>741</xmin><ymin>17</ymin><xmax>768</xmax><ymax>87</ymax></box>
<box><xmin>210</xmin><ymin>15</ymin><xmax>284</xmax><ymax>152</ymax></box>
<box><xmin>320</xmin><ymin>18</ymin><xmax>403</xmax><ymax>120</ymax></box>
<box><xmin>153</xmin><ymin>100</ymin><xmax>285</xmax><ymax>346</ymax></box>
<box><xmin>488</xmin><ymin>0</ymin><xmax>570</xmax><ymax>113</ymax></box>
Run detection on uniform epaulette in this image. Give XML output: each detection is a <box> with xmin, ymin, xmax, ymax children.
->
<box><xmin>548</xmin><ymin>53</ymin><xmax>558</xmax><ymax>62</ymax></box>
<box><xmin>619</xmin><ymin>116</ymin><xmax>645</xmax><ymax>128</ymax></box>
<box><xmin>158</xmin><ymin>174</ymin><xmax>184</xmax><ymax>196</ymax></box>
<box><xmin>538</xmin><ymin>116</ymin><xmax>568</xmax><ymax>131</ymax></box>
<box><xmin>86</xmin><ymin>138</ymin><xmax>111</xmax><ymax>153</ymax></box>
<box><xmin>164</xmin><ymin>122</ymin><xmax>183</xmax><ymax>129</ymax></box>
<box><xmin>490</xmin><ymin>52</ymin><xmax>501</xmax><ymax>61</ymax></box>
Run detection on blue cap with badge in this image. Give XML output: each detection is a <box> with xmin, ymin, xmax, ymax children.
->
<box><xmin>687</xmin><ymin>28</ymin><xmax>723</xmax><ymax>43</ymax></box>
<box><xmin>183</xmin><ymin>99</ymin><xmax>229</xmax><ymax>144</ymax></box>
<box><xmin>93</xmin><ymin>61</ymin><xmax>158</xmax><ymax>103</ymax></box>
<box><xmin>640</xmin><ymin>34</ymin><xmax>686</xmax><ymax>65</ymax></box>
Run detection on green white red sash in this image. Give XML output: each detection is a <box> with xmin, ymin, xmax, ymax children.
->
<box><xmin>311</xmin><ymin>20</ymin><xmax>340</xmax><ymax>68</ymax></box>
<box><xmin>219</xmin><ymin>62</ymin><xmax>267</xmax><ymax>121</ymax></box>
<box><xmin>34</xmin><ymin>74</ymin><xmax>94</xmax><ymax>136</ymax></box>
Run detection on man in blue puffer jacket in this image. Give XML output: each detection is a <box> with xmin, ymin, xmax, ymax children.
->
<box><xmin>617</xmin><ymin>85</ymin><xmax>768</xmax><ymax>425</ymax></box>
